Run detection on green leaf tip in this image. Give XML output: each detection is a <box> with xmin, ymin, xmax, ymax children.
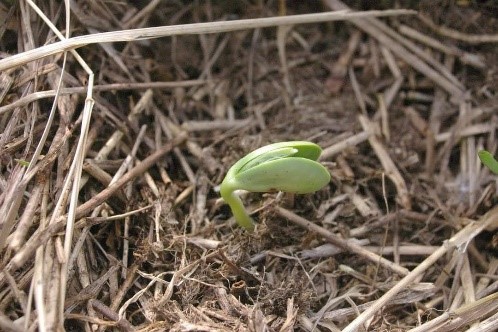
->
<box><xmin>478</xmin><ymin>150</ymin><xmax>498</xmax><ymax>175</ymax></box>
<box><xmin>15</xmin><ymin>159</ymin><xmax>30</xmax><ymax>167</ymax></box>
<box><xmin>220</xmin><ymin>141</ymin><xmax>331</xmax><ymax>230</ymax></box>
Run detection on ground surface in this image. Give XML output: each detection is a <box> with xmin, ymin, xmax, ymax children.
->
<box><xmin>0</xmin><ymin>1</ymin><xmax>497</xmax><ymax>331</ymax></box>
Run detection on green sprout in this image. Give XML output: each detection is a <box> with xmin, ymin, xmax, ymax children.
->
<box><xmin>14</xmin><ymin>159</ymin><xmax>30</xmax><ymax>167</ymax></box>
<box><xmin>220</xmin><ymin>141</ymin><xmax>331</xmax><ymax>230</ymax></box>
<box><xmin>478</xmin><ymin>150</ymin><xmax>498</xmax><ymax>175</ymax></box>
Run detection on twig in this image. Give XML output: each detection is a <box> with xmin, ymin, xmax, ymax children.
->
<box><xmin>409</xmin><ymin>292</ymin><xmax>498</xmax><ymax>332</ymax></box>
<box><xmin>398</xmin><ymin>24</ymin><xmax>486</xmax><ymax>68</ymax></box>
<box><xmin>0</xmin><ymin>80</ymin><xmax>206</xmax><ymax>115</ymax></box>
<box><xmin>0</xmin><ymin>313</ymin><xmax>23</xmax><ymax>332</ymax></box>
<box><xmin>418</xmin><ymin>13</ymin><xmax>498</xmax><ymax>44</ymax></box>
<box><xmin>358</xmin><ymin>115</ymin><xmax>411</xmax><ymax>209</ymax></box>
<box><xmin>275</xmin><ymin>206</ymin><xmax>409</xmax><ymax>276</ymax></box>
<box><xmin>320</xmin><ymin>131</ymin><xmax>371</xmax><ymax>160</ymax></box>
<box><xmin>89</xmin><ymin>299</ymin><xmax>135</xmax><ymax>332</ymax></box>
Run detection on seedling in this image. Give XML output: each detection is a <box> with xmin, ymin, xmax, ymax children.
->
<box><xmin>478</xmin><ymin>150</ymin><xmax>498</xmax><ymax>175</ymax></box>
<box><xmin>220</xmin><ymin>141</ymin><xmax>331</xmax><ymax>230</ymax></box>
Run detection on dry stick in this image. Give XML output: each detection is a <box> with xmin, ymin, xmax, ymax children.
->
<box><xmin>89</xmin><ymin>300</ymin><xmax>135</xmax><ymax>332</ymax></box>
<box><xmin>74</xmin><ymin>206</ymin><xmax>152</xmax><ymax>230</ymax></box>
<box><xmin>275</xmin><ymin>207</ymin><xmax>409</xmax><ymax>276</ymax></box>
<box><xmin>65</xmin><ymin>264</ymin><xmax>121</xmax><ymax>311</ymax></box>
<box><xmin>163</xmin><ymin>116</ymin><xmax>219</xmax><ymax>175</ymax></box>
<box><xmin>468</xmin><ymin>242</ymin><xmax>490</xmax><ymax>273</ymax></box>
<box><xmin>466</xmin><ymin>310</ymin><xmax>498</xmax><ymax>332</ymax></box>
<box><xmin>0</xmin><ymin>168</ymin><xmax>26</xmax><ymax>252</ymax></box>
<box><xmin>0</xmin><ymin>313</ymin><xmax>23</xmax><ymax>332</ymax></box>
<box><xmin>193</xmin><ymin>173</ymin><xmax>209</xmax><ymax>232</ymax></box>
<box><xmin>320</xmin><ymin>131</ymin><xmax>370</xmax><ymax>160</ymax></box>
<box><xmin>2</xmin><ymin>270</ymin><xmax>27</xmax><ymax>320</ymax></box>
<box><xmin>24</xmin><ymin>174</ymin><xmax>48</xmax><ymax>330</ymax></box>
<box><xmin>476</xmin><ymin>259</ymin><xmax>498</xmax><ymax>296</ymax></box>
<box><xmin>349</xmin><ymin>214</ymin><xmax>397</xmax><ymax>238</ymax></box>
<box><xmin>379</xmin><ymin>46</ymin><xmax>404</xmax><ymax>109</ymax></box>
<box><xmin>246</xmin><ymin>28</ymin><xmax>260</xmax><ymax>123</ymax></box>
<box><xmin>123</xmin><ymin>0</ymin><xmax>161</xmax><ymax>29</ymax></box>
<box><xmin>181</xmin><ymin>118</ymin><xmax>253</xmax><ymax>132</ymax></box>
<box><xmin>0</xmin><ymin>10</ymin><xmax>416</xmax><ymax>71</ymax></box>
<box><xmin>114</xmin><ymin>126</ymin><xmax>148</xmax><ymax>279</ymax></box>
<box><xmin>348</xmin><ymin>66</ymin><xmax>367</xmax><ymax>115</ymax></box>
<box><xmin>323</xmin><ymin>0</ymin><xmax>465</xmax><ymax>102</ymax></box>
<box><xmin>342</xmin><ymin>206</ymin><xmax>498</xmax><ymax>332</ymax></box>
<box><xmin>157</xmin><ymin>117</ymin><xmax>196</xmax><ymax>185</ymax></box>
<box><xmin>60</xmin><ymin>93</ymin><xmax>95</xmax><ymax>330</ymax></box>
<box><xmin>0</xmin><ymin>69</ymin><xmax>14</xmax><ymax>104</ymax></box>
<box><xmin>435</xmin><ymin>123</ymin><xmax>496</xmax><ymax>143</ymax></box>
<box><xmin>438</xmin><ymin>102</ymin><xmax>472</xmax><ymax>177</ymax></box>
<box><xmin>277</xmin><ymin>24</ymin><xmax>293</xmax><ymax>109</ymax></box>
<box><xmin>343</xmin><ymin>184</ymin><xmax>380</xmax><ymax>217</ymax></box>
<box><xmin>364</xmin><ymin>245</ymin><xmax>438</xmax><ymax>256</ymax></box>
<box><xmin>426</xmin><ymin>89</ymin><xmax>445</xmax><ymax>176</ymax></box>
<box><xmin>0</xmin><ymin>277</ymin><xmax>33</xmax><ymax>320</ymax></box>
<box><xmin>448</xmin><ymin>252</ymin><xmax>466</xmax><ymax>308</ymax></box>
<box><xmin>32</xmin><ymin>180</ymin><xmax>50</xmax><ymax>331</ymax></box>
<box><xmin>116</xmin><ymin>271</ymin><xmax>169</xmax><ymax>321</ymax></box>
<box><xmin>2</xmin><ymin>123</ymin><xmax>45</xmax><ymax>154</ymax></box>
<box><xmin>281</xmin><ymin>297</ymin><xmax>298</xmax><ymax>331</ymax></box>
<box><xmin>300</xmin><ymin>244</ymin><xmax>438</xmax><ymax>260</ymax></box>
<box><xmin>359</xmin><ymin>115</ymin><xmax>411</xmax><ymax>210</ymax></box>
<box><xmin>324</xmin><ymin>291</ymin><xmax>437</xmax><ymax>323</ymax></box>
<box><xmin>409</xmin><ymin>292</ymin><xmax>498</xmax><ymax>332</ymax></box>
<box><xmin>0</xmin><ymin>80</ymin><xmax>206</xmax><ymax>115</ymax></box>
<box><xmin>82</xmin><ymin>160</ymin><xmax>126</xmax><ymax>202</ymax></box>
<box><xmin>7</xmin><ymin>184</ymin><xmax>43</xmax><ymax>251</ymax></box>
<box><xmin>418</xmin><ymin>13</ymin><xmax>498</xmax><ymax>44</ymax></box>
<box><xmin>377</xmin><ymin>93</ymin><xmax>390</xmax><ymax>142</ymax></box>
<box><xmin>68</xmin><ymin>228</ymin><xmax>92</xmax><ymax>288</ymax></box>
<box><xmin>397</xmin><ymin>24</ymin><xmax>485</xmax><ymax>69</ymax></box>
<box><xmin>460</xmin><ymin>253</ymin><xmax>476</xmax><ymax>305</ymax></box>
<box><xmin>129</xmin><ymin>127</ymin><xmax>161</xmax><ymax>199</ymax></box>
<box><xmin>329</xmin><ymin>30</ymin><xmax>362</xmax><ymax>79</ymax></box>
<box><xmin>478</xmin><ymin>281</ymin><xmax>498</xmax><ymax>300</ymax></box>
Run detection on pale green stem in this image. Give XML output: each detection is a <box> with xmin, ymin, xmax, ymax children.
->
<box><xmin>220</xmin><ymin>185</ymin><xmax>254</xmax><ymax>230</ymax></box>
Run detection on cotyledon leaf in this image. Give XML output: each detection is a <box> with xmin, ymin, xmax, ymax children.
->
<box><xmin>233</xmin><ymin>157</ymin><xmax>331</xmax><ymax>194</ymax></box>
<box><xmin>228</xmin><ymin>141</ymin><xmax>322</xmax><ymax>175</ymax></box>
<box><xmin>238</xmin><ymin>147</ymin><xmax>298</xmax><ymax>173</ymax></box>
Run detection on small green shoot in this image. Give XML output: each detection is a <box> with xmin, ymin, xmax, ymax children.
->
<box><xmin>478</xmin><ymin>150</ymin><xmax>498</xmax><ymax>175</ymax></box>
<box><xmin>220</xmin><ymin>141</ymin><xmax>331</xmax><ymax>230</ymax></box>
<box><xmin>15</xmin><ymin>159</ymin><xmax>30</xmax><ymax>167</ymax></box>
